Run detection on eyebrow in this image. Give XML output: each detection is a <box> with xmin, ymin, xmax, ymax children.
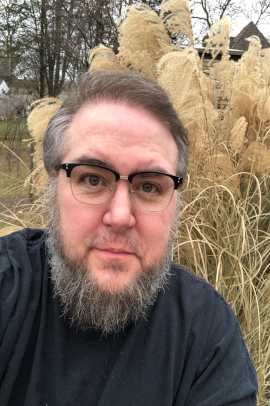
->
<box><xmin>144</xmin><ymin>167</ymin><xmax>171</xmax><ymax>175</ymax></box>
<box><xmin>70</xmin><ymin>156</ymin><xmax>172</xmax><ymax>175</ymax></box>
<box><xmin>72</xmin><ymin>155</ymin><xmax>116</xmax><ymax>171</ymax></box>
<box><xmin>137</xmin><ymin>171</ymin><xmax>169</xmax><ymax>177</ymax></box>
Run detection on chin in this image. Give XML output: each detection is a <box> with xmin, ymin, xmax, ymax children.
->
<box><xmin>90</xmin><ymin>265</ymin><xmax>139</xmax><ymax>294</ymax></box>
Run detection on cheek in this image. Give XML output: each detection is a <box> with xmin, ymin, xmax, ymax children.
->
<box><xmin>58</xmin><ymin>195</ymin><xmax>104</xmax><ymax>240</ymax></box>
<box><xmin>138</xmin><ymin>212</ymin><xmax>174</xmax><ymax>260</ymax></box>
<box><xmin>145</xmin><ymin>197</ymin><xmax>177</xmax><ymax>258</ymax></box>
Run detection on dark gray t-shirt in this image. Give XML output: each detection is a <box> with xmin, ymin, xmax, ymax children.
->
<box><xmin>0</xmin><ymin>229</ymin><xmax>257</xmax><ymax>406</ymax></box>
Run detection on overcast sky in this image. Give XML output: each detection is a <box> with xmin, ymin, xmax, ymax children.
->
<box><xmin>231</xmin><ymin>13</ymin><xmax>269</xmax><ymax>38</ymax></box>
<box><xmin>191</xmin><ymin>0</ymin><xmax>269</xmax><ymax>40</ymax></box>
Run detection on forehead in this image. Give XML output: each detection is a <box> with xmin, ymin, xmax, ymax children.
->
<box><xmin>63</xmin><ymin>102</ymin><xmax>178</xmax><ymax>174</ymax></box>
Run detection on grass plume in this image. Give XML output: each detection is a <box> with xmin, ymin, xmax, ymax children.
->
<box><xmin>26</xmin><ymin>98</ymin><xmax>62</xmax><ymax>196</ymax></box>
<box><xmin>160</xmin><ymin>0</ymin><xmax>194</xmax><ymax>46</ymax></box>
<box><xmin>118</xmin><ymin>3</ymin><xmax>172</xmax><ymax>79</ymax></box>
<box><xmin>89</xmin><ymin>46</ymin><xmax>122</xmax><ymax>71</ymax></box>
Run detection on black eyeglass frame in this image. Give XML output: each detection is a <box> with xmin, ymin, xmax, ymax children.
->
<box><xmin>60</xmin><ymin>163</ymin><xmax>183</xmax><ymax>189</ymax></box>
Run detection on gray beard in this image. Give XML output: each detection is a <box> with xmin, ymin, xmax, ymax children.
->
<box><xmin>45</xmin><ymin>179</ymin><xmax>181</xmax><ymax>336</ymax></box>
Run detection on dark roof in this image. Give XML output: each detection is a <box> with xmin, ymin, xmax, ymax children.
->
<box><xmin>10</xmin><ymin>78</ymin><xmax>33</xmax><ymax>90</ymax></box>
<box><xmin>230</xmin><ymin>22</ymin><xmax>270</xmax><ymax>51</ymax></box>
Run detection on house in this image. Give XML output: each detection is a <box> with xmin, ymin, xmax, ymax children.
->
<box><xmin>197</xmin><ymin>22</ymin><xmax>270</xmax><ymax>110</ymax></box>
<box><xmin>0</xmin><ymin>77</ymin><xmax>34</xmax><ymax>118</ymax></box>
<box><xmin>9</xmin><ymin>78</ymin><xmax>36</xmax><ymax>95</ymax></box>
<box><xmin>0</xmin><ymin>79</ymin><xmax>10</xmax><ymax>94</ymax></box>
<box><xmin>199</xmin><ymin>21</ymin><xmax>270</xmax><ymax>65</ymax></box>
<box><xmin>230</xmin><ymin>21</ymin><xmax>270</xmax><ymax>52</ymax></box>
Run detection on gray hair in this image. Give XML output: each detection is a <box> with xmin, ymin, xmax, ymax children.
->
<box><xmin>43</xmin><ymin>70</ymin><xmax>189</xmax><ymax>178</ymax></box>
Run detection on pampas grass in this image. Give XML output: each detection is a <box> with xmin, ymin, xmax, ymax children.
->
<box><xmin>157</xmin><ymin>48</ymin><xmax>217</xmax><ymax>155</ymax></box>
<box><xmin>118</xmin><ymin>3</ymin><xmax>172</xmax><ymax>79</ymax></box>
<box><xmin>26</xmin><ymin>98</ymin><xmax>62</xmax><ymax>196</ymax></box>
<box><xmin>0</xmin><ymin>196</ymin><xmax>47</xmax><ymax>236</ymax></box>
<box><xmin>1</xmin><ymin>4</ymin><xmax>269</xmax><ymax>404</ymax></box>
<box><xmin>174</xmin><ymin>26</ymin><xmax>270</xmax><ymax>404</ymax></box>
<box><xmin>177</xmin><ymin>170</ymin><xmax>270</xmax><ymax>403</ymax></box>
<box><xmin>203</xmin><ymin>16</ymin><xmax>231</xmax><ymax>62</ymax></box>
<box><xmin>89</xmin><ymin>46</ymin><xmax>122</xmax><ymax>71</ymax></box>
<box><xmin>230</xmin><ymin>116</ymin><xmax>248</xmax><ymax>155</ymax></box>
<box><xmin>160</xmin><ymin>0</ymin><xmax>194</xmax><ymax>46</ymax></box>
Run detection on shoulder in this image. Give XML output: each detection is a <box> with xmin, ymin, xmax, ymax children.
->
<box><xmin>0</xmin><ymin>227</ymin><xmax>47</xmax><ymax>280</ymax></box>
<box><xmin>166</xmin><ymin>262</ymin><xmax>242</xmax><ymax>343</ymax></box>
<box><xmin>0</xmin><ymin>229</ymin><xmax>47</xmax><ymax>374</ymax></box>
<box><xmin>0</xmin><ymin>228</ymin><xmax>46</xmax><ymax>273</ymax></box>
<box><xmin>0</xmin><ymin>228</ymin><xmax>47</xmax><ymax>311</ymax></box>
<box><xmin>166</xmin><ymin>263</ymin><xmax>258</xmax><ymax>404</ymax></box>
<box><xmin>0</xmin><ymin>228</ymin><xmax>47</xmax><ymax>293</ymax></box>
<box><xmin>167</xmin><ymin>262</ymin><xmax>229</xmax><ymax>313</ymax></box>
<box><xmin>169</xmin><ymin>261</ymin><xmax>219</xmax><ymax>293</ymax></box>
<box><xmin>0</xmin><ymin>228</ymin><xmax>45</xmax><ymax>253</ymax></box>
<box><xmin>152</xmin><ymin>262</ymin><xmax>239</xmax><ymax>354</ymax></box>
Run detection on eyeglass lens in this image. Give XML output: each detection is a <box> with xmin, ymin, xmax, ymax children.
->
<box><xmin>70</xmin><ymin>165</ymin><xmax>175</xmax><ymax>211</ymax></box>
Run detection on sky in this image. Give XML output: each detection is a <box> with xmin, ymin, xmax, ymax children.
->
<box><xmin>191</xmin><ymin>0</ymin><xmax>270</xmax><ymax>41</ymax></box>
<box><xmin>231</xmin><ymin>12</ymin><xmax>269</xmax><ymax>38</ymax></box>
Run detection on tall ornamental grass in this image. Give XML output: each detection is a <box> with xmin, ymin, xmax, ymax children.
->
<box><xmin>0</xmin><ymin>1</ymin><xmax>269</xmax><ymax>403</ymax></box>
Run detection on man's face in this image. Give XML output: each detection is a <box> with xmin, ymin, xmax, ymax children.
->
<box><xmin>56</xmin><ymin>102</ymin><xmax>179</xmax><ymax>294</ymax></box>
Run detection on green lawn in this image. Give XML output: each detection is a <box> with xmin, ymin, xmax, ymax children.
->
<box><xmin>0</xmin><ymin>118</ymin><xmax>30</xmax><ymax>146</ymax></box>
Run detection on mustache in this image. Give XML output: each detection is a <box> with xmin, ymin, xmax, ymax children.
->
<box><xmin>84</xmin><ymin>231</ymin><xmax>146</xmax><ymax>259</ymax></box>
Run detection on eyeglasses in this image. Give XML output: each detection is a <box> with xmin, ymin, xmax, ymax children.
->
<box><xmin>61</xmin><ymin>163</ymin><xmax>182</xmax><ymax>212</ymax></box>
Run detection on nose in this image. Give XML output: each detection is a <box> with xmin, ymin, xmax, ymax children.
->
<box><xmin>102</xmin><ymin>180</ymin><xmax>136</xmax><ymax>232</ymax></box>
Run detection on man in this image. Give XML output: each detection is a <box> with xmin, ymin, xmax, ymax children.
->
<box><xmin>0</xmin><ymin>70</ymin><xmax>257</xmax><ymax>406</ymax></box>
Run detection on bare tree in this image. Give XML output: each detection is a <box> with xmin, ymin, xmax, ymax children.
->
<box><xmin>189</xmin><ymin>0</ymin><xmax>246</xmax><ymax>43</ymax></box>
<box><xmin>189</xmin><ymin>0</ymin><xmax>270</xmax><ymax>44</ymax></box>
<box><xmin>246</xmin><ymin>0</ymin><xmax>270</xmax><ymax>24</ymax></box>
<box><xmin>0</xmin><ymin>0</ymin><xmax>172</xmax><ymax>96</ymax></box>
<box><xmin>0</xmin><ymin>0</ymin><xmax>27</xmax><ymax>82</ymax></box>
<box><xmin>13</xmin><ymin>0</ymin><xmax>90</xmax><ymax>97</ymax></box>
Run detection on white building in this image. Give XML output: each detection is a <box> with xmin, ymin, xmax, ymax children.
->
<box><xmin>0</xmin><ymin>79</ymin><xmax>9</xmax><ymax>94</ymax></box>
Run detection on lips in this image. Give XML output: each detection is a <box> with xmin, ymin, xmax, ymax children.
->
<box><xmin>85</xmin><ymin>235</ymin><xmax>144</xmax><ymax>259</ymax></box>
<box><xmin>100</xmin><ymin>247</ymin><xmax>132</xmax><ymax>254</ymax></box>
<box><xmin>93</xmin><ymin>247</ymin><xmax>135</xmax><ymax>260</ymax></box>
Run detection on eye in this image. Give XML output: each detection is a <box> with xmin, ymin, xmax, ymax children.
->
<box><xmin>141</xmin><ymin>183</ymin><xmax>158</xmax><ymax>193</ymax></box>
<box><xmin>80</xmin><ymin>174</ymin><xmax>105</xmax><ymax>188</ymax></box>
<box><xmin>85</xmin><ymin>175</ymin><xmax>101</xmax><ymax>187</ymax></box>
<box><xmin>137</xmin><ymin>182</ymin><xmax>160</xmax><ymax>195</ymax></box>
